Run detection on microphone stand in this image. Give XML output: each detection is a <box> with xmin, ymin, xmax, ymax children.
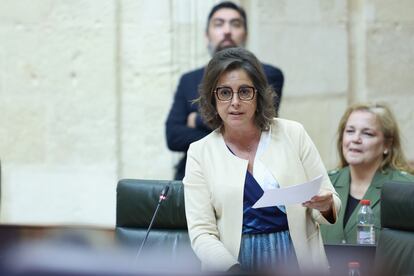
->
<box><xmin>134</xmin><ymin>184</ymin><xmax>170</xmax><ymax>264</ymax></box>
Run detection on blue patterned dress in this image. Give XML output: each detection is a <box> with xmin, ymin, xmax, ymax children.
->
<box><xmin>238</xmin><ymin>170</ymin><xmax>299</xmax><ymax>272</ymax></box>
<box><xmin>227</xmin><ymin>130</ymin><xmax>299</xmax><ymax>272</ymax></box>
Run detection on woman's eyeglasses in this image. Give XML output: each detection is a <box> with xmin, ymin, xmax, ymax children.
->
<box><xmin>214</xmin><ymin>86</ymin><xmax>256</xmax><ymax>101</ymax></box>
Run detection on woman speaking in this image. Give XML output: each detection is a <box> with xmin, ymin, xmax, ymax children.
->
<box><xmin>183</xmin><ymin>47</ymin><xmax>340</xmax><ymax>274</ymax></box>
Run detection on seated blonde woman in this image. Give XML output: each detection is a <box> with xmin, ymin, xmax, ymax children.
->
<box><xmin>321</xmin><ymin>103</ymin><xmax>414</xmax><ymax>244</ymax></box>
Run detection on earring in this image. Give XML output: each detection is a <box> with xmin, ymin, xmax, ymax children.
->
<box><xmin>384</xmin><ymin>149</ymin><xmax>388</xmax><ymax>155</ymax></box>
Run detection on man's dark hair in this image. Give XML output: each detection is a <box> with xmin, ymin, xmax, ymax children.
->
<box><xmin>206</xmin><ymin>1</ymin><xmax>248</xmax><ymax>33</ymax></box>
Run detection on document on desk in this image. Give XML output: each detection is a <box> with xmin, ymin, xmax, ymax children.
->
<box><xmin>252</xmin><ymin>175</ymin><xmax>323</xmax><ymax>208</ymax></box>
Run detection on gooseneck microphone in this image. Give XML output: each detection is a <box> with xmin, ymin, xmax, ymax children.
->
<box><xmin>135</xmin><ymin>184</ymin><xmax>170</xmax><ymax>263</ymax></box>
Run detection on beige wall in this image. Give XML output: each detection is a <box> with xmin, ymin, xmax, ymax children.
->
<box><xmin>0</xmin><ymin>0</ymin><xmax>413</xmax><ymax>227</ymax></box>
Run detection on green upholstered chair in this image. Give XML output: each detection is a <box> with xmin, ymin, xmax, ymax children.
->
<box><xmin>115</xmin><ymin>179</ymin><xmax>199</xmax><ymax>268</ymax></box>
<box><xmin>374</xmin><ymin>180</ymin><xmax>414</xmax><ymax>276</ymax></box>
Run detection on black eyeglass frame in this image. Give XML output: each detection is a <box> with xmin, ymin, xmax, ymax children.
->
<box><xmin>213</xmin><ymin>86</ymin><xmax>257</xmax><ymax>101</ymax></box>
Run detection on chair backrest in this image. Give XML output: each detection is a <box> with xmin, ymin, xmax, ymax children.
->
<box><xmin>115</xmin><ymin>179</ymin><xmax>198</xmax><ymax>268</ymax></box>
<box><xmin>374</xmin><ymin>180</ymin><xmax>414</xmax><ymax>276</ymax></box>
<box><xmin>324</xmin><ymin>243</ymin><xmax>376</xmax><ymax>276</ymax></box>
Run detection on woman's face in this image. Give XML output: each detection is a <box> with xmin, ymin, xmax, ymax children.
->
<box><xmin>342</xmin><ymin>110</ymin><xmax>388</xmax><ymax>168</ymax></box>
<box><xmin>214</xmin><ymin>68</ymin><xmax>257</xmax><ymax>130</ymax></box>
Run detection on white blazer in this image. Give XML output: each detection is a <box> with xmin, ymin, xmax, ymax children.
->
<box><xmin>183</xmin><ymin>118</ymin><xmax>341</xmax><ymax>273</ymax></box>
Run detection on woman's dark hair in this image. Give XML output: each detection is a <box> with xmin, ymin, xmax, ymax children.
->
<box><xmin>198</xmin><ymin>47</ymin><xmax>277</xmax><ymax>130</ymax></box>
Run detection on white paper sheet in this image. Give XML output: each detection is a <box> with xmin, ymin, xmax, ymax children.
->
<box><xmin>252</xmin><ymin>175</ymin><xmax>323</xmax><ymax>208</ymax></box>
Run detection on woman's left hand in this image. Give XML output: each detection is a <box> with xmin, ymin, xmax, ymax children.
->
<box><xmin>302</xmin><ymin>190</ymin><xmax>333</xmax><ymax>213</ymax></box>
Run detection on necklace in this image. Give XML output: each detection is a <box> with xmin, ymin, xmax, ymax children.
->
<box><xmin>225</xmin><ymin>130</ymin><xmax>260</xmax><ymax>155</ymax></box>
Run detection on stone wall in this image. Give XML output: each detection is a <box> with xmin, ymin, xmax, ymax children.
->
<box><xmin>0</xmin><ymin>0</ymin><xmax>412</xmax><ymax>227</ymax></box>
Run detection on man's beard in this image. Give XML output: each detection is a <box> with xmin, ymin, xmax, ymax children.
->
<box><xmin>208</xmin><ymin>38</ymin><xmax>245</xmax><ymax>56</ymax></box>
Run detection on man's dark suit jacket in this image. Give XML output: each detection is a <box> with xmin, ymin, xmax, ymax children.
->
<box><xmin>166</xmin><ymin>64</ymin><xmax>284</xmax><ymax>180</ymax></box>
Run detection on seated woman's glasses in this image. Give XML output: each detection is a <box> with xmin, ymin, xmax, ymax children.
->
<box><xmin>214</xmin><ymin>86</ymin><xmax>256</xmax><ymax>101</ymax></box>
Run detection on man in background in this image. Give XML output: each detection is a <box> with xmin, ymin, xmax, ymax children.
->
<box><xmin>166</xmin><ymin>1</ymin><xmax>284</xmax><ymax>180</ymax></box>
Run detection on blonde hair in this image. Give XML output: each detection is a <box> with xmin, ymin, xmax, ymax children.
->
<box><xmin>336</xmin><ymin>102</ymin><xmax>414</xmax><ymax>174</ymax></box>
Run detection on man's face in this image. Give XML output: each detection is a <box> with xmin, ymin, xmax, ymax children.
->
<box><xmin>206</xmin><ymin>8</ymin><xmax>247</xmax><ymax>55</ymax></box>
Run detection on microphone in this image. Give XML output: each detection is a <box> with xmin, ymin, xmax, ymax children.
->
<box><xmin>135</xmin><ymin>184</ymin><xmax>170</xmax><ymax>263</ymax></box>
<box><xmin>158</xmin><ymin>185</ymin><xmax>170</xmax><ymax>203</ymax></box>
